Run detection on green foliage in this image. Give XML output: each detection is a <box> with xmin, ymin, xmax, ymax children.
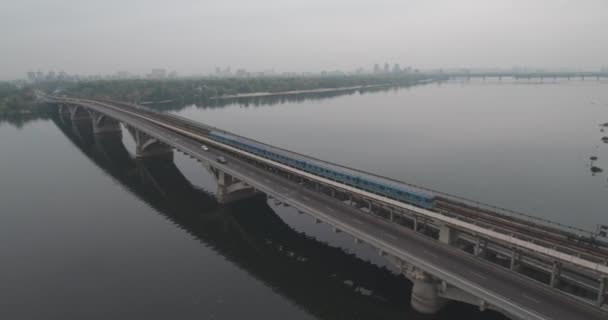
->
<box><xmin>61</xmin><ymin>73</ymin><xmax>434</xmax><ymax>105</ymax></box>
<box><xmin>0</xmin><ymin>82</ymin><xmax>45</xmax><ymax>115</ymax></box>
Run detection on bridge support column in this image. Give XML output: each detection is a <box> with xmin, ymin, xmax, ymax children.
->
<box><xmin>207</xmin><ymin>165</ymin><xmax>258</xmax><ymax>204</ymax></box>
<box><xmin>439</xmin><ymin>224</ymin><xmax>458</xmax><ymax>244</ymax></box>
<box><xmin>90</xmin><ymin>110</ymin><xmax>121</xmax><ymax>134</ymax></box>
<box><xmin>125</xmin><ymin>125</ymin><xmax>173</xmax><ymax>160</ymax></box>
<box><xmin>550</xmin><ymin>261</ymin><xmax>561</xmax><ymax>288</ymax></box>
<box><xmin>510</xmin><ymin>249</ymin><xmax>521</xmax><ymax>271</ymax></box>
<box><xmin>66</xmin><ymin>104</ymin><xmax>91</xmax><ymax>121</ymax></box>
<box><xmin>598</xmin><ymin>276</ymin><xmax>606</xmax><ymax>307</ymax></box>
<box><xmin>406</xmin><ymin>268</ymin><xmax>446</xmax><ymax>314</ymax></box>
<box><xmin>57</xmin><ymin>103</ymin><xmax>71</xmax><ymax>118</ymax></box>
<box><xmin>474</xmin><ymin>237</ymin><xmax>487</xmax><ymax>257</ymax></box>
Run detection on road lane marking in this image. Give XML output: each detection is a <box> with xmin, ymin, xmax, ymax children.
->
<box><xmin>352</xmin><ymin>218</ymin><xmax>364</xmax><ymax>224</ymax></box>
<box><xmin>522</xmin><ymin>294</ymin><xmax>541</xmax><ymax>304</ymax></box>
<box><xmin>324</xmin><ymin>206</ymin><xmax>335</xmax><ymax>212</ymax></box>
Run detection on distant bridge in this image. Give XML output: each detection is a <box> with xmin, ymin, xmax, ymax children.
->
<box><xmin>443</xmin><ymin>71</ymin><xmax>608</xmax><ymax>81</ymax></box>
<box><xmin>39</xmin><ymin>92</ymin><xmax>608</xmax><ymax>320</ymax></box>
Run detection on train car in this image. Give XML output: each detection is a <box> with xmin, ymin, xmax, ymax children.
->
<box><xmin>207</xmin><ymin>131</ymin><xmax>435</xmax><ymax>209</ymax></box>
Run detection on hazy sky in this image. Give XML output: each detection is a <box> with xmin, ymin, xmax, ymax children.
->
<box><xmin>1</xmin><ymin>0</ymin><xmax>607</xmax><ymax>79</ymax></box>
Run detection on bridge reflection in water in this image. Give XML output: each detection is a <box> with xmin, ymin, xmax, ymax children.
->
<box><xmin>53</xmin><ymin>115</ymin><xmax>507</xmax><ymax>319</ymax></box>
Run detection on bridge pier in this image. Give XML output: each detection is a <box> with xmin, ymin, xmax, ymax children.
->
<box><xmin>207</xmin><ymin>165</ymin><xmax>259</xmax><ymax>204</ymax></box>
<box><xmin>402</xmin><ymin>266</ymin><xmax>447</xmax><ymax>314</ymax></box>
<box><xmin>58</xmin><ymin>103</ymin><xmax>71</xmax><ymax>118</ymax></box>
<box><xmin>90</xmin><ymin>110</ymin><xmax>122</xmax><ymax>134</ymax></box>
<box><xmin>125</xmin><ymin>125</ymin><xmax>173</xmax><ymax>160</ymax></box>
<box><xmin>66</xmin><ymin>104</ymin><xmax>91</xmax><ymax>121</ymax></box>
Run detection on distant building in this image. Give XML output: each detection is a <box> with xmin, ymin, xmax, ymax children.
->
<box><xmin>48</xmin><ymin>71</ymin><xmax>56</xmax><ymax>80</ymax></box>
<box><xmin>168</xmin><ymin>71</ymin><xmax>178</xmax><ymax>79</ymax></box>
<box><xmin>384</xmin><ymin>63</ymin><xmax>389</xmax><ymax>73</ymax></box>
<box><xmin>36</xmin><ymin>71</ymin><xmax>44</xmax><ymax>80</ymax></box>
<box><xmin>27</xmin><ymin>72</ymin><xmax>36</xmax><ymax>82</ymax></box>
<box><xmin>150</xmin><ymin>68</ymin><xmax>167</xmax><ymax>79</ymax></box>
<box><xmin>393</xmin><ymin>63</ymin><xmax>401</xmax><ymax>73</ymax></box>
<box><xmin>601</xmin><ymin>66</ymin><xmax>608</xmax><ymax>73</ymax></box>
<box><xmin>373</xmin><ymin>64</ymin><xmax>381</xmax><ymax>74</ymax></box>
<box><xmin>223</xmin><ymin>66</ymin><xmax>232</xmax><ymax>76</ymax></box>
<box><xmin>235</xmin><ymin>69</ymin><xmax>248</xmax><ymax>77</ymax></box>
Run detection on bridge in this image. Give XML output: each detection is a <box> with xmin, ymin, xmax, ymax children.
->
<box><xmin>39</xmin><ymin>92</ymin><xmax>608</xmax><ymax>320</ymax></box>
<box><xmin>50</xmin><ymin>116</ymin><xmax>428</xmax><ymax>318</ymax></box>
<box><xmin>442</xmin><ymin>71</ymin><xmax>608</xmax><ymax>81</ymax></box>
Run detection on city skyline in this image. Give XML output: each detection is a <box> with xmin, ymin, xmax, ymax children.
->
<box><xmin>2</xmin><ymin>0</ymin><xmax>608</xmax><ymax>80</ymax></box>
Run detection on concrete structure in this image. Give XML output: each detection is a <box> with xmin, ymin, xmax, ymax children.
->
<box><xmin>39</xmin><ymin>93</ymin><xmax>608</xmax><ymax>320</ymax></box>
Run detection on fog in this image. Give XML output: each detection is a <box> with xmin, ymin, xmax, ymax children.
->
<box><xmin>1</xmin><ymin>0</ymin><xmax>607</xmax><ymax>79</ymax></box>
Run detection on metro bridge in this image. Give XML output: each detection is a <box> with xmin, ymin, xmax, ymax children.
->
<box><xmin>38</xmin><ymin>92</ymin><xmax>608</xmax><ymax>320</ymax></box>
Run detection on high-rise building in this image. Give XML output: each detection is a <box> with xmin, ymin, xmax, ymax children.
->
<box><xmin>393</xmin><ymin>63</ymin><xmax>401</xmax><ymax>73</ymax></box>
<box><xmin>27</xmin><ymin>72</ymin><xmax>36</xmax><ymax>82</ymax></box>
<box><xmin>384</xmin><ymin>63</ymin><xmax>390</xmax><ymax>73</ymax></box>
<box><xmin>373</xmin><ymin>64</ymin><xmax>381</xmax><ymax>74</ymax></box>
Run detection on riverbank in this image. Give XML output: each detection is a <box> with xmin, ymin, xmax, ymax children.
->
<box><xmin>209</xmin><ymin>84</ymin><xmax>396</xmax><ymax>100</ymax></box>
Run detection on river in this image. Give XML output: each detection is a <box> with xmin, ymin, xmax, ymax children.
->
<box><xmin>1</xmin><ymin>78</ymin><xmax>607</xmax><ymax>319</ymax></box>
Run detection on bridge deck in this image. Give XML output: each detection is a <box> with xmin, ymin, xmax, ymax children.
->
<box><xmin>52</xmin><ymin>97</ymin><xmax>608</xmax><ymax>320</ymax></box>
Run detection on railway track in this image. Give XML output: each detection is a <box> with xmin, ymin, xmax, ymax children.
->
<box><xmin>435</xmin><ymin>199</ymin><xmax>608</xmax><ymax>264</ymax></box>
<box><xmin>90</xmin><ymin>97</ymin><xmax>608</xmax><ymax>266</ymax></box>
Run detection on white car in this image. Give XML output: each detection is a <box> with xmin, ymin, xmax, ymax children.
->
<box><xmin>201</xmin><ymin>145</ymin><xmax>209</xmax><ymax>151</ymax></box>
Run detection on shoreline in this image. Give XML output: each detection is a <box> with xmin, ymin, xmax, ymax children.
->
<box><xmin>209</xmin><ymin>83</ymin><xmax>404</xmax><ymax>100</ymax></box>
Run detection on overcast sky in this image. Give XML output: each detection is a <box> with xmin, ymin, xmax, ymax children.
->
<box><xmin>1</xmin><ymin>0</ymin><xmax>607</xmax><ymax>79</ymax></box>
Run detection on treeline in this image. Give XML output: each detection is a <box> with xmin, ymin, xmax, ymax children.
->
<box><xmin>61</xmin><ymin>73</ymin><xmax>435</xmax><ymax>104</ymax></box>
<box><xmin>0</xmin><ymin>82</ymin><xmax>48</xmax><ymax>116</ymax></box>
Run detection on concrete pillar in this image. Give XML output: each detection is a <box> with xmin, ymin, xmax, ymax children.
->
<box><xmin>550</xmin><ymin>261</ymin><xmax>561</xmax><ymax>288</ymax></box>
<box><xmin>409</xmin><ymin>271</ymin><xmax>447</xmax><ymax>314</ymax></box>
<box><xmin>474</xmin><ymin>237</ymin><xmax>485</xmax><ymax>257</ymax></box>
<box><xmin>208</xmin><ymin>165</ymin><xmax>258</xmax><ymax>204</ymax></box>
<box><xmin>510</xmin><ymin>249</ymin><xmax>520</xmax><ymax>271</ymax></box>
<box><xmin>91</xmin><ymin>112</ymin><xmax>121</xmax><ymax>134</ymax></box>
<box><xmin>598</xmin><ymin>277</ymin><xmax>606</xmax><ymax>307</ymax></box>
<box><xmin>413</xmin><ymin>216</ymin><xmax>418</xmax><ymax>231</ymax></box>
<box><xmin>389</xmin><ymin>208</ymin><xmax>394</xmax><ymax>222</ymax></box>
<box><xmin>439</xmin><ymin>224</ymin><xmax>458</xmax><ymax>245</ymax></box>
<box><xmin>330</xmin><ymin>189</ymin><xmax>335</xmax><ymax>198</ymax></box>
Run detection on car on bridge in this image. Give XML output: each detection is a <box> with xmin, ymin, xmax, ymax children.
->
<box><xmin>201</xmin><ymin>145</ymin><xmax>209</xmax><ymax>151</ymax></box>
<box><xmin>216</xmin><ymin>156</ymin><xmax>227</xmax><ymax>164</ymax></box>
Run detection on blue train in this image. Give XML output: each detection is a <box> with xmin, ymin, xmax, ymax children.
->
<box><xmin>208</xmin><ymin>131</ymin><xmax>435</xmax><ymax>209</ymax></box>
